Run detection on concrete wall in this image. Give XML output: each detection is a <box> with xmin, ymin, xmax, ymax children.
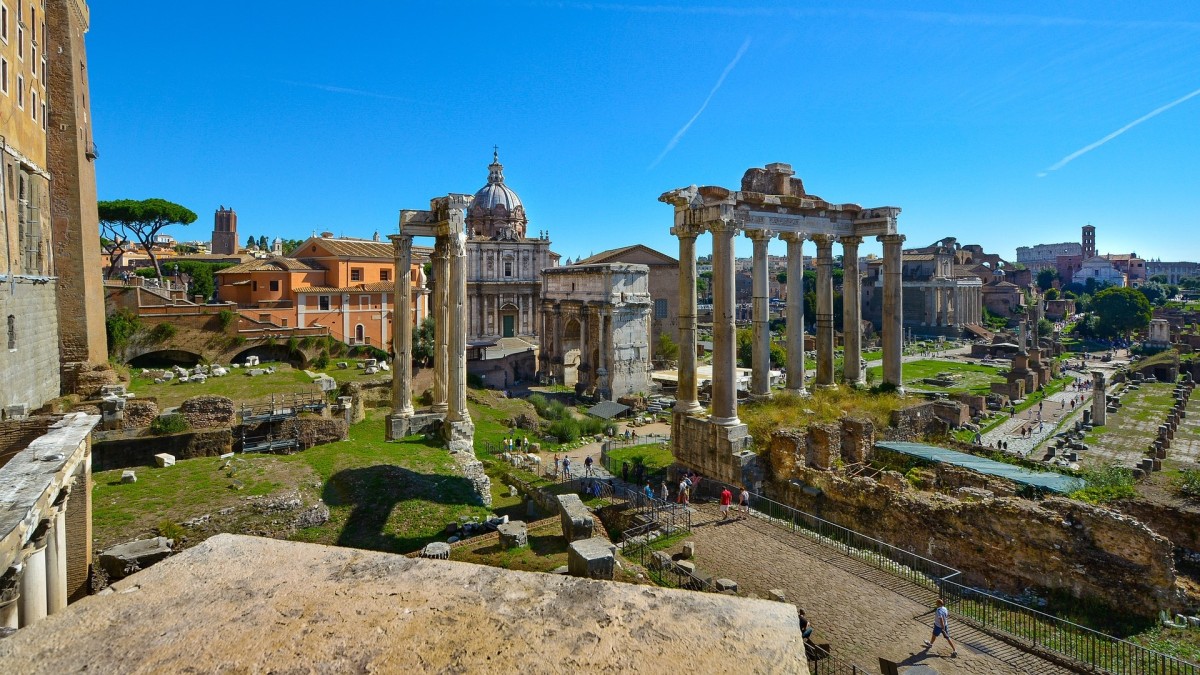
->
<box><xmin>0</xmin><ymin>281</ymin><xmax>62</xmax><ymax>413</ymax></box>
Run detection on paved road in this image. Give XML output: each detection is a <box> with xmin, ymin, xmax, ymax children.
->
<box><xmin>675</xmin><ymin>502</ymin><xmax>1072</xmax><ymax>674</ymax></box>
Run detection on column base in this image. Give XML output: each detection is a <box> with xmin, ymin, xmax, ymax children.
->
<box><xmin>782</xmin><ymin>387</ymin><xmax>810</xmax><ymax>398</ymax></box>
<box><xmin>748</xmin><ymin>390</ymin><xmax>772</xmax><ymax>401</ymax></box>
<box><xmin>673</xmin><ymin>400</ymin><xmax>704</xmax><ymax>414</ymax></box>
<box><xmin>709</xmin><ymin>415</ymin><xmax>742</xmax><ymax>427</ymax></box>
<box><xmin>388</xmin><ymin>411</ymin><xmax>441</xmax><ymax>440</ymax></box>
<box><xmin>814</xmin><ymin>383</ymin><xmax>839</xmax><ymax>391</ymax></box>
<box><xmin>431</xmin><ymin>403</ymin><xmax>449</xmax><ymax>414</ymax></box>
<box><xmin>443</xmin><ymin>418</ymin><xmax>476</xmax><ymax>454</ymax></box>
<box><xmin>846</xmin><ymin>377</ymin><xmax>866</xmax><ymax>388</ymax></box>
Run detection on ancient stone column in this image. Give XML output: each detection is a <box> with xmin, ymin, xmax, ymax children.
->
<box><xmin>710</xmin><ymin>217</ymin><xmax>740</xmax><ymax>425</ymax></box>
<box><xmin>673</xmin><ymin>225</ymin><xmax>703</xmax><ymax>412</ymax></box>
<box><xmin>578</xmin><ymin>303</ymin><xmax>592</xmax><ymax>395</ymax></box>
<box><xmin>1092</xmin><ymin>371</ymin><xmax>1107</xmax><ymax>426</ymax></box>
<box><xmin>841</xmin><ymin>235</ymin><xmax>865</xmax><ymax>386</ymax></box>
<box><xmin>18</xmin><ymin>534</ymin><xmax>48</xmax><ymax>627</ymax></box>
<box><xmin>431</xmin><ymin>238</ymin><xmax>450</xmax><ymax>414</ymax></box>
<box><xmin>748</xmin><ymin>228</ymin><xmax>773</xmax><ymax>399</ymax></box>
<box><xmin>597</xmin><ymin>307</ymin><xmax>610</xmax><ymax>399</ymax></box>
<box><xmin>880</xmin><ymin>234</ymin><xmax>906</xmax><ymax>392</ymax></box>
<box><xmin>389</xmin><ymin>234</ymin><xmax>415</xmax><ymax>419</ymax></box>
<box><xmin>812</xmin><ymin>234</ymin><xmax>836</xmax><ymax>389</ymax></box>
<box><xmin>553</xmin><ymin>304</ymin><xmax>564</xmax><ymax>385</ymax></box>
<box><xmin>446</xmin><ymin>231</ymin><xmax>470</xmax><ymax>424</ymax></box>
<box><xmin>780</xmin><ymin>233</ymin><xmax>807</xmax><ymax>396</ymax></box>
<box><xmin>46</xmin><ymin>505</ymin><xmax>68</xmax><ymax>615</ymax></box>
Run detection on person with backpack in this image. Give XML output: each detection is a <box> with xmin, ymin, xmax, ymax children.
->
<box><xmin>584</xmin><ymin>455</ymin><xmax>594</xmax><ymax>476</ymax></box>
<box><xmin>562</xmin><ymin>456</ymin><xmax>571</xmax><ymax>479</ymax></box>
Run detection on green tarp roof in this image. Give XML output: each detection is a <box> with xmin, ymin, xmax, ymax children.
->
<box><xmin>586</xmin><ymin>401</ymin><xmax>630</xmax><ymax>419</ymax></box>
<box><xmin>875</xmin><ymin>441</ymin><xmax>1085</xmax><ymax>494</ymax></box>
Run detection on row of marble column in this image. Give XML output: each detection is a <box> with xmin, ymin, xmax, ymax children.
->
<box><xmin>0</xmin><ymin>488</ymin><xmax>70</xmax><ymax>630</ymax></box>
<box><xmin>540</xmin><ymin>303</ymin><xmax>611</xmax><ymax>397</ymax></box>
<box><xmin>674</xmin><ymin>222</ymin><xmax>905</xmax><ymax>425</ymax></box>
<box><xmin>922</xmin><ymin>283</ymin><xmax>982</xmax><ymax>326</ymax></box>
<box><xmin>390</xmin><ymin>233</ymin><xmax>469</xmax><ymax>425</ymax></box>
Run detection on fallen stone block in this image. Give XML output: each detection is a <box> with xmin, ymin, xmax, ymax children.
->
<box><xmin>497</xmin><ymin>521</ymin><xmax>528</xmax><ymax>549</ymax></box>
<box><xmin>568</xmin><ymin>537</ymin><xmax>615</xmax><ymax>580</ymax></box>
<box><xmin>121</xmin><ymin>470</ymin><xmax>137</xmax><ymax>484</ymax></box>
<box><xmin>681</xmin><ymin>541</ymin><xmax>695</xmax><ymax>560</ymax></box>
<box><xmin>154</xmin><ymin>453</ymin><xmax>176</xmax><ymax>468</ymax></box>
<box><xmin>99</xmin><ymin>537</ymin><xmax>173</xmax><ymax>581</ymax></box>
<box><xmin>715</xmin><ymin>578</ymin><xmax>739</xmax><ymax>593</ymax></box>
<box><xmin>557</xmin><ymin>493</ymin><xmax>594</xmax><ymax>542</ymax></box>
<box><xmin>767</xmin><ymin>589</ymin><xmax>786</xmax><ymax>602</ymax></box>
<box><xmin>650</xmin><ymin>551</ymin><xmax>673</xmax><ymax>571</ymax></box>
<box><xmin>420</xmin><ymin>542</ymin><xmax>450</xmax><ymax>560</ymax></box>
<box><xmin>675</xmin><ymin>560</ymin><xmax>696</xmax><ymax>575</ymax></box>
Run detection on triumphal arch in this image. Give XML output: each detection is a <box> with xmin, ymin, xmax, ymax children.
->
<box><xmin>661</xmin><ymin>163</ymin><xmax>903</xmax><ymax>486</ymax></box>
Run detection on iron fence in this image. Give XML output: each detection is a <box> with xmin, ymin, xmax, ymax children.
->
<box><xmin>692</xmin><ymin>477</ymin><xmax>1199</xmax><ymax>675</ymax></box>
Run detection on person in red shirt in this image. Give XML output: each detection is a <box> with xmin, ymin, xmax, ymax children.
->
<box><xmin>719</xmin><ymin>487</ymin><xmax>733</xmax><ymax>520</ymax></box>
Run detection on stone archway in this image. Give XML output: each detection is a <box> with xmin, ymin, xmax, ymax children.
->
<box><xmin>561</xmin><ymin>318</ymin><xmax>581</xmax><ymax>386</ymax></box>
<box><xmin>128</xmin><ymin>349</ymin><xmax>203</xmax><ymax>368</ymax></box>
<box><xmin>231</xmin><ymin>344</ymin><xmax>305</xmax><ymax>367</ymax></box>
<box><xmin>499</xmin><ymin>303</ymin><xmax>519</xmax><ymax>338</ymax></box>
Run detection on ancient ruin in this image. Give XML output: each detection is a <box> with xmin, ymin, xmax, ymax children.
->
<box><xmin>539</xmin><ymin>263</ymin><xmax>654</xmax><ymax>399</ymax></box>
<box><xmin>661</xmin><ymin>163</ymin><xmax>903</xmax><ymax>485</ymax></box>
<box><xmin>388</xmin><ymin>195</ymin><xmax>474</xmax><ymax>453</ymax></box>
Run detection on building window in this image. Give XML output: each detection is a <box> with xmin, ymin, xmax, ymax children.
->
<box><xmin>1</xmin><ymin>58</ymin><xmax>8</xmax><ymax>95</ymax></box>
<box><xmin>654</xmin><ymin>298</ymin><xmax>668</xmax><ymax>319</ymax></box>
<box><xmin>269</xmin><ymin>280</ymin><xmax>279</xmax><ymax>292</ymax></box>
<box><xmin>350</xmin><ymin>267</ymin><xmax>363</xmax><ymax>282</ymax></box>
<box><xmin>379</xmin><ymin>269</ymin><xmax>390</xmax><ymax>282</ymax></box>
<box><xmin>7</xmin><ymin>314</ymin><xmax>14</xmax><ymax>351</ymax></box>
<box><xmin>318</xmin><ymin>295</ymin><xmax>330</xmax><ymax>311</ymax></box>
<box><xmin>16</xmin><ymin>26</ymin><xmax>21</xmax><ymax>60</ymax></box>
<box><xmin>504</xmin><ymin>260</ymin><xmax>513</xmax><ymax>277</ymax></box>
<box><xmin>1</xmin><ymin>4</ymin><xmax>8</xmax><ymax>44</ymax></box>
<box><xmin>354</xmin><ymin>324</ymin><xmax>365</xmax><ymax>343</ymax></box>
<box><xmin>280</xmin><ymin>318</ymin><xmax>288</xmax><ymax>327</ymax></box>
<box><xmin>251</xmin><ymin>280</ymin><xmax>258</xmax><ymax>291</ymax></box>
<box><xmin>29</xmin><ymin>88</ymin><xmax>35</xmax><ymax>119</ymax></box>
<box><xmin>16</xmin><ymin>74</ymin><xmax>22</xmax><ymax>107</ymax></box>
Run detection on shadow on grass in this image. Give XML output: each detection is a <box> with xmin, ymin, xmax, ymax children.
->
<box><xmin>321</xmin><ymin>464</ymin><xmax>485</xmax><ymax>553</ymax></box>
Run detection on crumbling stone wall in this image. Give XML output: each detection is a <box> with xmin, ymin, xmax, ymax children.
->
<box><xmin>177</xmin><ymin>396</ymin><xmax>236</xmax><ymax>429</ymax></box>
<box><xmin>768</xmin><ymin>450</ymin><xmax>1176</xmax><ymax>618</ymax></box>
<box><xmin>93</xmin><ymin>428</ymin><xmax>233</xmax><ymax>471</ymax></box>
<box><xmin>1115</xmin><ymin>497</ymin><xmax>1200</xmax><ymax>555</ymax></box>
<box><xmin>122</xmin><ymin>400</ymin><xmax>160</xmax><ymax>429</ymax></box>
<box><xmin>73</xmin><ymin>363</ymin><xmax>121</xmax><ymax>400</ymax></box>
<box><xmin>884</xmin><ymin>403</ymin><xmax>949</xmax><ymax>441</ymax></box>
<box><xmin>280</xmin><ymin>416</ymin><xmax>347</xmax><ymax>449</ymax></box>
<box><xmin>0</xmin><ymin>416</ymin><xmax>58</xmax><ymax>461</ymax></box>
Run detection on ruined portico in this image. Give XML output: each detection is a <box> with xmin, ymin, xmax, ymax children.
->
<box><xmin>388</xmin><ymin>196</ymin><xmax>474</xmax><ymax>453</ymax></box>
<box><xmin>661</xmin><ymin>164</ymin><xmax>903</xmax><ymax>486</ymax></box>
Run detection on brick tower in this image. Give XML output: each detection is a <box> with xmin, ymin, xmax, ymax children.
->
<box><xmin>47</xmin><ymin>0</ymin><xmax>108</xmax><ymax>373</ymax></box>
<box><xmin>1082</xmin><ymin>224</ymin><xmax>1096</xmax><ymax>259</ymax></box>
<box><xmin>211</xmin><ymin>206</ymin><xmax>238</xmax><ymax>255</ymax></box>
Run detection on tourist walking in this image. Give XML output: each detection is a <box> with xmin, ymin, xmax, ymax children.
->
<box><xmin>661</xmin><ymin>480</ymin><xmax>669</xmax><ymax>502</ymax></box>
<box><xmin>562</xmin><ymin>456</ymin><xmax>572</xmax><ymax>479</ymax></box>
<box><xmin>738</xmin><ymin>486</ymin><xmax>750</xmax><ymax>519</ymax></box>
<box><xmin>553</xmin><ymin>453</ymin><xmax>560</xmax><ymax>478</ymax></box>
<box><xmin>719</xmin><ymin>487</ymin><xmax>732</xmax><ymax>520</ymax></box>
<box><xmin>921</xmin><ymin>598</ymin><xmax>958</xmax><ymax>657</ymax></box>
<box><xmin>643</xmin><ymin>481</ymin><xmax>654</xmax><ymax>505</ymax></box>
<box><xmin>584</xmin><ymin>455</ymin><xmax>594</xmax><ymax>476</ymax></box>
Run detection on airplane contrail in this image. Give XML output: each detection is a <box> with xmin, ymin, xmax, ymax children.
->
<box><xmin>1038</xmin><ymin>85</ymin><xmax>1200</xmax><ymax>177</ymax></box>
<box><xmin>648</xmin><ymin>37</ymin><xmax>752</xmax><ymax>170</ymax></box>
<box><xmin>277</xmin><ymin>79</ymin><xmax>428</xmax><ymax>105</ymax></box>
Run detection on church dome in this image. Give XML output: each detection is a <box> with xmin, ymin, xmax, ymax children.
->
<box><xmin>467</xmin><ymin>150</ymin><xmax>527</xmax><ymax>239</ymax></box>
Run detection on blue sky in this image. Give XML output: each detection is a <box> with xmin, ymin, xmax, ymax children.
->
<box><xmin>89</xmin><ymin>1</ymin><xmax>1200</xmax><ymax>262</ymax></box>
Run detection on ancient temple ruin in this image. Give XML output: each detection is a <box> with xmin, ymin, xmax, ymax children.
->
<box><xmin>661</xmin><ymin>163</ymin><xmax>903</xmax><ymax>485</ymax></box>
<box><xmin>388</xmin><ymin>195</ymin><xmax>474</xmax><ymax>453</ymax></box>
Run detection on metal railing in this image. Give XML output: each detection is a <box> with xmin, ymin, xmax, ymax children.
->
<box><xmin>692</xmin><ymin>477</ymin><xmax>1199</xmax><ymax>675</ymax></box>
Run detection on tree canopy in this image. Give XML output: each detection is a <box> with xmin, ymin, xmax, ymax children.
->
<box><xmin>1090</xmin><ymin>286</ymin><xmax>1152</xmax><ymax>339</ymax></box>
<box><xmin>1036</xmin><ymin>267</ymin><xmax>1058</xmax><ymax>292</ymax></box>
<box><xmin>98</xmin><ymin>198</ymin><xmax>198</xmax><ymax>279</ymax></box>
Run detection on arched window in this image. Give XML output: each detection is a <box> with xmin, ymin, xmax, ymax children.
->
<box><xmin>354</xmin><ymin>324</ymin><xmax>365</xmax><ymax>344</ymax></box>
<box><xmin>7</xmin><ymin>315</ymin><xmax>15</xmax><ymax>351</ymax></box>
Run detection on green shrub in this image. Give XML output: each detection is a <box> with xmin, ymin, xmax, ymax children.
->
<box><xmin>1180</xmin><ymin>469</ymin><xmax>1200</xmax><ymax>498</ymax></box>
<box><xmin>312</xmin><ymin>350</ymin><xmax>330</xmax><ymax>370</ymax></box>
<box><xmin>467</xmin><ymin>372</ymin><xmax>485</xmax><ymax>388</ymax></box>
<box><xmin>217</xmin><ymin>309</ymin><xmax>238</xmax><ymax>330</ymax></box>
<box><xmin>299</xmin><ymin>336</ymin><xmax>317</xmax><ymax>350</ymax></box>
<box><xmin>547</xmin><ymin>418</ymin><xmax>580</xmax><ymax>443</ymax></box>
<box><xmin>156</xmin><ymin>519</ymin><xmax>187</xmax><ymax>542</ymax></box>
<box><xmin>105</xmin><ymin>308</ymin><xmax>141</xmax><ymax>354</ymax></box>
<box><xmin>149</xmin><ymin>322</ymin><xmax>177</xmax><ymax>342</ymax></box>
<box><xmin>1071</xmin><ymin>465</ymin><xmax>1137</xmax><ymax>504</ymax></box>
<box><xmin>287</xmin><ymin>337</ymin><xmax>299</xmax><ymax>352</ymax></box>
<box><xmin>150</xmin><ymin>413</ymin><xmax>189</xmax><ymax>435</ymax></box>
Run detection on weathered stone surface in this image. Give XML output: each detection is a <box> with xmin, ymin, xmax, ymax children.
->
<box><xmin>122</xmin><ymin>399</ymin><xmax>160</xmax><ymax>429</ymax></box>
<box><xmin>420</xmin><ymin>542</ymin><xmax>451</xmax><ymax>560</ymax></box>
<box><xmin>650</xmin><ymin>551</ymin><xmax>673</xmax><ymax>571</ymax></box>
<box><xmin>840</xmin><ymin>417</ymin><xmax>874</xmax><ymax>464</ymax></box>
<box><xmin>558</xmin><ymin>494</ymin><xmax>594</xmax><ymax>542</ymax></box>
<box><xmin>715</xmin><ymin>578</ymin><xmax>738</xmax><ymax>593</ymax></box>
<box><xmin>177</xmin><ymin>395</ymin><xmax>236</xmax><ymax>429</ymax></box>
<box><xmin>676</xmin><ymin>560</ymin><xmax>696</xmax><ymax>575</ymax></box>
<box><xmin>805</xmin><ymin>424</ymin><xmax>837</xmax><ymax>470</ymax></box>
<box><xmin>120</xmin><ymin>470</ymin><xmax>136</xmax><ymax>483</ymax></box>
<box><xmin>0</xmin><ymin>535</ymin><xmax>808</xmax><ymax>671</ymax></box>
<box><xmin>98</xmin><ymin>536</ymin><xmax>173</xmax><ymax>580</ymax></box>
<box><xmin>153</xmin><ymin>453</ymin><xmax>175</xmax><ymax>468</ymax></box>
<box><xmin>497</xmin><ymin>521</ymin><xmax>528</xmax><ymax>549</ymax></box>
<box><xmin>279</xmin><ymin>417</ymin><xmax>347</xmax><ymax>449</ymax></box>
<box><xmin>767</xmin><ymin>589</ymin><xmax>786</xmax><ymax>602</ymax></box>
<box><xmin>681</xmin><ymin>541</ymin><xmax>695</xmax><ymax>560</ymax></box>
<box><xmin>568</xmin><ymin>537</ymin><xmax>616</xmax><ymax>580</ymax></box>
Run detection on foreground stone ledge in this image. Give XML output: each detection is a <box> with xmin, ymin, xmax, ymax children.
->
<box><xmin>0</xmin><ymin>534</ymin><xmax>808</xmax><ymax>674</ymax></box>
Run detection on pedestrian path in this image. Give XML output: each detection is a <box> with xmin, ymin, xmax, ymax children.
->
<box><xmin>980</xmin><ymin>382</ymin><xmax>1095</xmax><ymax>458</ymax></box>
<box><xmin>677</xmin><ymin>502</ymin><xmax>1072</xmax><ymax>674</ymax></box>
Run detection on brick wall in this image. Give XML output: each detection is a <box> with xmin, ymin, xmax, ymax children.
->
<box><xmin>65</xmin><ymin>457</ymin><xmax>91</xmax><ymax>602</ymax></box>
<box><xmin>0</xmin><ymin>282</ymin><xmax>62</xmax><ymax>412</ymax></box>
<box><xmin>0</xmin><ymin>416</ymin><xmax>58</xmax><ymax>466</ymax></box>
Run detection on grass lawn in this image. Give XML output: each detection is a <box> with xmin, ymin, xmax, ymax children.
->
<box><xmin>606</xmin><ymin>442</ymin><xmax>674</xmax><ymax>482</ymax></box>
<box><xmin>449</xmin><ymin>519</ymin><xmax>569</xmax><ymax>572</ymax></box>
<box><xmin>1082</xmin><ymin>382</ymin><xmax>1178</xmax><ymax>469</ymax></box>
<box><xmin>127</xmin><ymin>360</ymin><xmax>392</xmax><ymax>408</ymax></box>
<box><xmin>740</xmin><ymin>387</ymin><xmax>908</xmax><ymax>446</ymax></box>
<box><xmin>867</xmin><ymin>359</ymin><xmax>1005</xmax><ymax>395</ymax></box>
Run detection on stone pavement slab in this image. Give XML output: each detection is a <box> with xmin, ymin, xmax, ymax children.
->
<box><xmin>679</xmin><ymin>502</ymin><xmax>1072</xmax><ymax>675</ymax></box>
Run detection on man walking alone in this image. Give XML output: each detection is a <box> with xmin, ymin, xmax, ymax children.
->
<box><xmin>921</xmin><ymin>598</ymin><xmax>957</xmax><ymax>658</ymax></box>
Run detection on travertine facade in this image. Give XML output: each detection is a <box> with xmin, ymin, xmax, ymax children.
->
<box><xmin>464</xmin><ymin>152</ymin><xmax>556</xmax><ymax>341</ymax></box>
<box><xmin>539</xmin><ymin>263</ymin><xmax>654</xmax><ymax>400</ymax></box>
<box><xmin>574</xmin><ymin>244</ymin><xmax>680</xmax><ymax>355</ymax></box>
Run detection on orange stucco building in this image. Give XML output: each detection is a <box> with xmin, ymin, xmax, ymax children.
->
<box><xmin>216</xmin><ymin>234</ymin><xmax>430</xmax><ymax>348</ymax></box>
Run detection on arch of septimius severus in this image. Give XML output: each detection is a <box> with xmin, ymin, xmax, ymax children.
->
<box><xmin>661</xmin><ymin>163</ymin><xmax>903</xmax><ymax>486</ymax></box>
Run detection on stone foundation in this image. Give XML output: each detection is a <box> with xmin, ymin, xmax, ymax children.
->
<box><xmin>387</xmin><ymin>411</ymin><xmax>442</xmax><ymax>441</ymax></box>
<box><xmin>671</xmin><ymin>412</ymin><xmax>759</xmax><ymax>487</ymax></box>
